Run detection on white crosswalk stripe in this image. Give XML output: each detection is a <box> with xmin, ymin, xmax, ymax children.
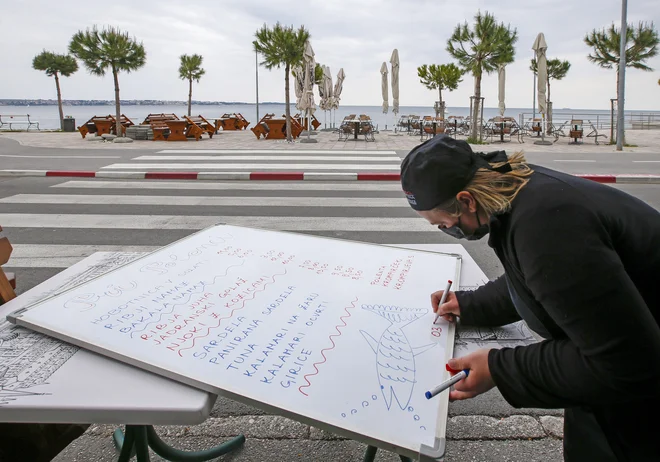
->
<box><xmin>51</xmin><ymin>180</ymin><xmax>404</xmax><ymax>191</ymax></box>
<box><xmin>0</xmin><ymin>194</ymin><xmax>409</xmax><ymax>207</ymax></box>
<box><xmin>132</xmin><ymin>155</ymin><xmax>402</xmax><ymax>162</ymax></box>
<box><xmin>1</xmin><ymin>150</ymin><xmax>436</xmax><ymax>269</ymax></box>
<box><xmin>104</xmin><ymin>149</ymin><xmax>405</xmax><ymax>174</ymax></box>
<box><xmin>101</xmin><ymin>163</ymin><xmax>401</xmax><ymax>171</ymax></box>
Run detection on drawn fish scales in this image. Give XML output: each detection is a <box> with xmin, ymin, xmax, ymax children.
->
<box><xmin>360</xmin><ymin>305</ymin><xmax>435</xmax><ymax>410</ymax></box>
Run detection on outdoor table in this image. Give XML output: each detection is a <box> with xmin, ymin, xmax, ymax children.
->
<box><xmin>3</xmin><ymin>244</ymin><xmax>534</xmax><ymax>461</ymax></box>
<box><xmin>0</xmin><ymin>252</ymin><xmax>244</xmax><ymax>461</ymax></box>
<box><xmin>164</xmin><ymin>120</ymin><xmax>189</xmax><ymax>141</ymax></box>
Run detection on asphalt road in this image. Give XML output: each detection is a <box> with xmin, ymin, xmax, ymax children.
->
<box><xmin>1</xmin><ymin>171</ymin><xmax>658</xmax><ymax>461</ymax></box>
<box><xmin>2</xmin><ymin>135</ymin><xmax>660</xmax><ymax>175</ymax></box>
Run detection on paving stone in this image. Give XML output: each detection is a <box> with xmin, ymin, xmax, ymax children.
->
<box><xmin>449</xmin><ymin>387</ymin><xmax>564</xmax><ymax>417</ymax></box>
<box><xmin>445</xmin><ymin>439</ymin><xmax>564</xmax><ymax>462</ymax></box>
<box><xmin>447</xmin><ymin>415</ymin><xmax>545</xmax><ymax>440</ymax></box>
<box><xmin>54</xmin><ymin>434</ymin><xmax>403</xmax><ymax>462</ymax></box>
<box><xmin>540</xmin><ymin>416</ymin><xmax>564</xmax><ymax>438</ymax></box>
<box><xmin>154</xmin><ymin>416</ymin><xmax>309</xmax><ymax>439</ymax></box>
<box><xmin>211</xmin><ymin>395</ymin><xmax>271</xmax><ymax>417</ymax></box>
<box><xmin>309</xmin><ymin>426</ymin><xmax>348</xmax><ymax>440</ymax></box>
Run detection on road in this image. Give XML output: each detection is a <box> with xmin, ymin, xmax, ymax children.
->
<box><xmin>1</xmin><ymin>171</ymin><xmax>659</xmax><ymax>461</ymax></box>
<box><xmin>1</xmin><ymin>135</ymin><xmax>660</xmax><ymax>176</ymax></box>
<box><xmin>1</xmin><ymin>142</ymin><xmax>659</xmax><ymax>461</ymax></box>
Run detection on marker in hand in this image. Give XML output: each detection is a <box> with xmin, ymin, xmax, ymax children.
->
<box><xmin>433</xmin><ymin>280</ymin><xmax>453</xmax><ymax>324</ymax></box>
<box><xmin>425</xmin><ymin>364</ymin><xmax>470</xmax><ymax>399</ymax></box>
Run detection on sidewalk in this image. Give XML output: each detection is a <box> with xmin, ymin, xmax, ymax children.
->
<box><xmin>2</xmin><ymin>128</ymin><xmax>660</xmax><ymax>153</ymax></box>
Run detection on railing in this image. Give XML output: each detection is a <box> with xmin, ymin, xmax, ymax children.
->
<box><xmin>518</xmin><ymin>111</ymin><xmax>660</xmax><ymax>131</ymax></box>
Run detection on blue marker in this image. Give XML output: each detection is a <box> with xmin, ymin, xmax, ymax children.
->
<box><xmin>425</xmin><ymin>369</ymin><xmax>469</xmax><ymax>399</ymax></box>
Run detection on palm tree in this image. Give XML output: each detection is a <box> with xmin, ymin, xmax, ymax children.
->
<box><xmin>584</xmin><ymin>22</ymin><xmax>658</xmax><ymax>142</ymax></box>
<box><xmin>179</xmin><ymin>54</ymin><xmax>205</xmax><ymax>117</ymax></box>
<box><xmin>417</xmin><ymin>63</ymin><xmax>464</xmax><ymax>119</ymax></box>
<box><xmin>32</xmin><ymin>51</ymin><xmax>78</xmax><ymax>130</ymax></box>
<box><xmin>447</xmin><ymin>11</ymin><xmax>517</xmax><ymax>141</ymax></box>
<box><xmin>530</xmin><ymin>58</ymin><xmax>571</xmax><ymax>133</ymax></box>
<box><xmin>69</xmin><ymin>26</ymin><xmax>146</xmax><ymax>136</ymax></box>
<box><xmin>253</xmin><ymin>22</ymin><xmax>310</xmax><ymax>142</ymax></box>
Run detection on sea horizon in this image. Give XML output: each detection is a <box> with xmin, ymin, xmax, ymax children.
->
<box><xmin>1</xmin><ymin>103</ymin><xmax>657</xmax><ymax>131</ymax></box>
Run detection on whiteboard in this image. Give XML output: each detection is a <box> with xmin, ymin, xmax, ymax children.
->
<box><xmin>0</xmin><ymin>252</ymin><xmax>213</xmax><ymax>425</ymax></box>
<box><xmin>8</xmin><ymin>225</ymin><xmax>460</xmax><ymax>460</ymax></box>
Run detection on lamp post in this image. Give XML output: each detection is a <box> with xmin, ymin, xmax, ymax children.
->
<box><xmin>616</xmin><ymin>0</ymin><xmax>627</xmax><ymax>151</ymax></box>
<box><xmin>255</xmin><ymin>48</ymin><xmax>260</xmax><ymax>123</ymax></box>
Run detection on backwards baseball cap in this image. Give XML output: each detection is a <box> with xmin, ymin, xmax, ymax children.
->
<box><xmin>400</xmin><ymin>134</ymin><xmax>512</xmax><ymax>211</ymax></box>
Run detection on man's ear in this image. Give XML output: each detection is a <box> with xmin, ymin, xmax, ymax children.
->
<box><xmin>455</xmin><ymin>191</ymin><xmax>477</xmax><ymax>213</ymax></box>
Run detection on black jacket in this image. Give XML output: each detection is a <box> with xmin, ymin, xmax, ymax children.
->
<box><xmin>456</xmin><ymin>165</ymin><xmax>660</xmax><ymax>460</ymax></box>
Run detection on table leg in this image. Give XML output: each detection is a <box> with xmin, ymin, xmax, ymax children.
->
<box><xmin>114</xmin><ymin>426</ymin><xmax>137</xmax><ymax>462</ymax></box>
<box><xmin>363</xmin><ymin>445</ymin><xmax>413</xmax><ymax>462</ymax></box>
<box><xmin>363</xmin><ymin>445</ymin><xmax>378</xmax><ymax>462</ymax></box>
<box><xmin>113</xmin><ymin>425</ymin><xmax>245</xmax><ymax>462</ymax></box>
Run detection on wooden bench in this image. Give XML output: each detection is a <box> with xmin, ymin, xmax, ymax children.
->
<box><xmin>218</xmin><ymin>113</ymin><xmax>250</xmax><ymax>131</ymax></box>
<box><xmin>111</xmin><ymin>114</ymin><xmax>135</xmax><ymax>135</ymax></box>
<box><xmin>251</xmin><ymin>114</ymin><xmax>303</xmax><ymax>140</ymax></box>
<box><xmin>0</xmin><ymin>114</ymin><xmax>40</xmax><ymax>131</ymax></box>
<box><xmin>77</xmin><ymin>115</ymin><xmax>114</xmax><ymax>138</ymax></box>
<box><xmin>183</xmin><ymin>115</ymin><xmax>217</xmax><ymax>138</ymax></box>
<box><xmin>142</xmin><ymin>113</ymin><xmax>179</xmax><ymax>125</ymax></box>
<box><xmin>292</xmin><ymin>113</ymin><xmax>320</xmax><ymax>131</ymax></box>
<box><xmin>184</xmin><ymin>115</ymin><xmax>214</xmax><ymax>139</ymax></box>
<box><xmin>0</xmin><ymin>226</ymin><xmax>17</xmax><ymax>305</ymax></box>
<box><xmin>77</xmin><ymin>114</ymin><xmax>132</xmax><ymax>138</ymax></box>
<box><xmin>142</xmin><ymin>114</ymin><xmax>179</xmax><ymax>141</ymax></box>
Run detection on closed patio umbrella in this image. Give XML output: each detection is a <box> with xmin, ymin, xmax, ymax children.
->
<box><xmin>332</xmin><ymin>68</ymin><xmax>345</xmax><ymax>128</ymax></box>
<box><xmin>390</xmin><ymin>49</ymin><xmax>400</xmax><ymax>115</ymax></box>
<box><xmin>498</xmin><ymin>64</ymin><xmax>506</xmax><ymax>116</ymax></box>
<box><xmin>380</xmin><ymin>61</ymin><xmax>389</xmax><ymax>114</ymax></box>
<box><xmin>299</xmin><ymin>40</ymin><xmax>317</xmax><ymax>142</ymax></box>
<box><xmin>292</xmin><ymin>64</ymin><xmax>304</xmax><ymax>111</ymax></box>
<box><xmin>532</xmin><ymin>33</ymin><xmax>551</xmax><ymax>144</ymax></box>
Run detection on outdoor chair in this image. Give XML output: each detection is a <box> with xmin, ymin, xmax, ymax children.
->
<box><xmin>0</xmin><ymin>226</ymin><xmax>17</xmax><ymax>305</ymax></box>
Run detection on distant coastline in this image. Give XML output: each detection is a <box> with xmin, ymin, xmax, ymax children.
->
<box><xmin>0</xmin><ymin>99</ymin><xmax>282</xmax><ymax>106</ymax></box>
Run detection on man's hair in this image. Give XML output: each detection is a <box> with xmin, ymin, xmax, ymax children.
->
<box><xmin>436</xmin><ymin>151</ymin><xmax>533</xmax><ymax>217</ymax></box>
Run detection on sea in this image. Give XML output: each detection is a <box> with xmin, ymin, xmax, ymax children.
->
<box><xmin>0</xmin><ymin>103</ymin><xmax>655</xmax><ymax>131</ymax></box>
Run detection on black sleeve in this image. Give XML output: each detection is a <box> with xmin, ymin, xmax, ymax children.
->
<box><xmin>489</xmin><ymin>203</ymin><xmax>660</xmax><ymax>408</ymax></box>
<box><xmin>455</xmin><ymin>275</ymin><xmax>521</xmax><ymax>327</ymax></box>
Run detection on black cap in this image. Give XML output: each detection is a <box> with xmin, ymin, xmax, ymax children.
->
<box><xmin>400</xmin><ymin>135</ymin><xmax>511</xmax><ymax>211</ymax></box>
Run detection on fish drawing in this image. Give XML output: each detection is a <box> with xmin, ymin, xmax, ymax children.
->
<box><xmin>360</xmin><ymin>304</ymin><xmax>436</xmax><ymax>410</ymax></box>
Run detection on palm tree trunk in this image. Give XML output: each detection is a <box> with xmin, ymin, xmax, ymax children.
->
<box><xmin>438</xmin><ymin>87</ymin><xmax>444</xmax><ymax>119</ymax></box>
<box><xmin>471</xmin><ymin>72</ymin><xmax>482</xmax><ymax>141</ymax></box>
<box><xmin>188</xmin><ymin>78</ymin><xmax>192</xmax><ymax>117</ymax></box>
<box><xmin>284</xmin><ymin>63</ymin><xmax>292</xmax><ymax>142</ymax></box>
<box><xmin>547</xmin><ymin>80</ymin><xmax>552</xmax><ymax>135</ymax></box>
<box><xmin>112</xmin><ymin>66</ymin><xmax>121</xmax><ymax>137</ymax></box>
<box><xmin>54</xmin><ymin>72</ymin><xmax>64</xmax><ymax>130</ymax></box>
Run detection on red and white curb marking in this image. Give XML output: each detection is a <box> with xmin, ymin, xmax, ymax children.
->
<box><xmin>1</xmin><ymin>170</ymin><xmax>660</xmax><ymax>184</ymax></box>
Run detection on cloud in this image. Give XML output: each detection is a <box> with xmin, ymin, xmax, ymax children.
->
<box><xmin>1</xmin><ymin>0</ymin><xmax>659</xmax><ymax>110</ymax></box>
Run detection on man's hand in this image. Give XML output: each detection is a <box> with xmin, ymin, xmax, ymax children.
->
<box><xmin>447</xmin><ymin>349</ymin><xmax>495</xmax><ymax>401</ymax></box>
<box><xmin>431</xmin><ymin>289</ymin><xmax>460</xmax><ymax>322</ymax></box>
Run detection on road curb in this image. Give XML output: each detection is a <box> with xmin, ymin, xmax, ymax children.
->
<box><xmin>1</xmin><ymin>170</ymin><xmax>660</xmax><ymax>184</ymax></box>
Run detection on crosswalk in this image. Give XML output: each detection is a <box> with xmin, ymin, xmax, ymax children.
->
<box><xmin>99</xmin><ymin>149</ymin><xmax>403</xmax><ymax>174</ymax></box>
<box><xmin>1</xmin><ymin>175</ymin><xmax>450</xmax><ymax>270</ymax></box>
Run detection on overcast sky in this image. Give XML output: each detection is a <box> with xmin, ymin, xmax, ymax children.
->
<box><xmin>2</xmin><ymin>0</ymin><xmax>659</xmax><ymax>110</ymax></box>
